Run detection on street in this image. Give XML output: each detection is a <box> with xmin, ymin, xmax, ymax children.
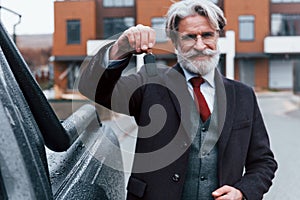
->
<box><xmin>258</xmin><ymin>92</ymin><xmax>300</xmax><ymax>200</ymax></box>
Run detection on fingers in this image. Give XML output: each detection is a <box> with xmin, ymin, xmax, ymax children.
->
<box><xmin>125</xmin><ymin>24</ymin><xmax>156</xmax><ymax>53</ymax></box>
<box><xmin>110</xmin><ymin>24</ymin><xmax>156</xmax><ymax>60</ymax></box>
<box><xmin>212</xmin><ymin>185</ymin><xmax>243</xmax><ymax>200</ymax></box>
<box><xmin>212</xmin><ymin>185</ymin><xmax>230</xmax><ymax>199</ymax></box>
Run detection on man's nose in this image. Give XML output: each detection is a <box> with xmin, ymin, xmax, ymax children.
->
<box><xmin>193</xmin><ymin>35</ymin><xmax>206</xmax><ymax>50</ymax></box>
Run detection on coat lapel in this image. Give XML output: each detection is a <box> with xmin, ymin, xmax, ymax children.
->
<box><xmin>163</xmin><ymin>64</ymin><xmax>200</xmax><ymax>139</ymax></box>
<box><xmin>163</xmin><ymin>64</ymin><xmax>236</xmax><ymax>184</ymax></box>
<box><xmin>216</xmin><ymin>70</ymin><xmax>236</xmax><ymax>184</ymax></box>
<box><xmin>162</xmin><ymin>65</ymin><xmax>235</xmax><ymax>155</ymax></box>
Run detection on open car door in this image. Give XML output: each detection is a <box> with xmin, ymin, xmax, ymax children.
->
<box><xmin>0</xmin><ymin>22</ymin><xmax>125</xmax><ymax>200</ymax></box>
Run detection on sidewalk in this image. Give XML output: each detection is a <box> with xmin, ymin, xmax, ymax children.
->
<box><xmin>257</xmin><ymin>90</ymin><xmax>300</xmax><ymax>105</ymax></box>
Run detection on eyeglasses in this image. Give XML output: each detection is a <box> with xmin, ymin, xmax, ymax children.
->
<box><xmin>179</xmin><ymin>31</ymin><xmax>218</xmax><ymax>46</ymax></box>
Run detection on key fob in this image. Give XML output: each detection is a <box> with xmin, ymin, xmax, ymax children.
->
<box><xmin>143</xmin><ymin>53</ymin><xmax>156</xmax><ymax>64</ymax></box>
<box><xmin>143</xmin><ymin>53</ymin><xmax>157</xmax><ymax>76</ymax></box>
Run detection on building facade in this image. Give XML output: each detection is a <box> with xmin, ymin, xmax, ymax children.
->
<box><xmin>225</xmin><ymin>0</ymin><xmax>300</xmax><ymax>91</ymax></box>
<box><xmin>52</xmin><ymin>0</ymin><xmax>300</xmax><ymax>99</ymax></box>
<box><xmin>52</xmin><ymin>0</ymin><xmax>136</xmax><ymax>98</ymax></box>
<box><xmin>267</xmin><ymin>1</ymin><xmax>300</xmax><ymax>91</ymax></box>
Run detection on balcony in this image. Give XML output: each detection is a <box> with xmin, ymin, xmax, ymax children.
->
<box><xmin>264</xmin><ymin>36</ymin><xmax>300</xmax><ymax>53</ymax></box>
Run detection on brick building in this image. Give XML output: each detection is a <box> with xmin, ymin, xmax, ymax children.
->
<box><xmin>52</xmin><ymin>0</ymin><xmax>300</xmax><ymax>99</ymax></box>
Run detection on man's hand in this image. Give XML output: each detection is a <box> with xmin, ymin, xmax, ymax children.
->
<box><xmin>109</xmin><ymin>24</ymin><xmax>156</xmax><ymax>60</ymax></box>
<box><xmin>212</xmin><ymin>185</ymin><xmax>244</xmax><ymax>200</ymax></box>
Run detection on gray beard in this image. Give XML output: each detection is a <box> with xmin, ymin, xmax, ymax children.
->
<box><xmin>176</xmin><ymin>48</ymin><xmax>220</xmax><ymax>76</ymax></box>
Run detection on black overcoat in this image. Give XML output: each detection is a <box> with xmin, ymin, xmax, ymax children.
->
<box><xmin>78</xmin><ymin>44</ymin><xmax>277</xmax><ymax>200</ymax></box>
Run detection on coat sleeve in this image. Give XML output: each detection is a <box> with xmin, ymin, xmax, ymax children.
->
<box><xmin>233</xmin><ymin>90</ymin><xmax>278</xmax><ymax>200</ymax></box>
<box><xmin>78</xmin><ymin>42</ymin><xmax>126</xmax><ymax>100</ymax></box>
<box><xmin>78</xmin><ymin>42</ymin><xmax>145</xmax><ymax>116</ymax></box>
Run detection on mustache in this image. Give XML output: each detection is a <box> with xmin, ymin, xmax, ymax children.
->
<box><xmin>181</xmin><ymin>48</ymin><xmax>219</xmax><ymax>58</ymax></box>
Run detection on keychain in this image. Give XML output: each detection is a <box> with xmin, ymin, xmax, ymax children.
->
<box><xmin>143</xmin><ymin>50</ymin><xmax>157</xmax><ymax>76</ymax></box>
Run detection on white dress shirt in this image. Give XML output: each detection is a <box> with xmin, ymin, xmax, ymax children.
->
<box><xmin>181</xmin><ymin>66</ymin><xmax>215</xmax><ymax>113</ymax></box>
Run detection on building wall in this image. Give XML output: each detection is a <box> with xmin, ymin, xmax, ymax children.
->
<box><xmin>224</xmin><ymin>0</ymin><xmax>270</xmax><ymax>53</ymax></box>
<box><xmin>53</xmin><ymin>0</ymin><xmax>97</xmax><ymax>98</ymax></box>
<box><xmin>53</xmin><ymin>0</ymin><xmax>96</xmax><ymax>56</ymax></box>
<box><xmin>52</xmin><ymin>0</ymin><xmax>300</xmax><ymax>98</ymax></box>
<box><xmin>136</xmin><ymin>0</ymin><xmax>173</xmax><ymax>25</ymax></box>
<box><xmin>136</xmin><ymin>0</ymin><xmax>176</xmax><ymax>61</ymax></box>
<box><xmin>224</xmin><ymin>0</ymin><xmax>270</xmax><ymax>89</ymax></box>
<box><xmin>255</xmin><ymin>59</ymin><xmax>269</xmax><ymax>89</ymax></box>
<box><xmin>271</xmin><ymin>3</ymin><xmax>300</xmax><ymax>13</ymax></box>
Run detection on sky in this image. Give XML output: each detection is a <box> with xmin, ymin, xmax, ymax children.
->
<box><xmin>0</xmin><ymin>0</ymin><xmax>55</xmax><ymax>35</ymax></box>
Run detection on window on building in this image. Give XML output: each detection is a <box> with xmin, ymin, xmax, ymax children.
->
<box><xmin>66</xmin><ymin>20</ymin><xmax>81</xmax><ymax>44</ymax></box>
<box><xmin>239</xmin><ymin>15</ymin><xmax>255</xmax><ymax>41</ymax></box>
<box><xmin>272</xmin><ymin>0</ymin><xmax>300</xmax><ymax>3</ymax></box>
<box><xmin>151</xmin><ymin>17</ymin><xmax>168</xmax><ymax>43</ymax></box>
<box><xmin>103</xmin><ymin>0</ymin><xmax>134</xmax><ymax>7</ymax></box>
<box><xmin>104</xmin><ymin>17</ymin><xmax>134</xmax><ymax>39</ymax></box>
<box><xmin>271</xmin><ymin>14</ymin><xmax>300</xmax><ymax>36</ymax></box>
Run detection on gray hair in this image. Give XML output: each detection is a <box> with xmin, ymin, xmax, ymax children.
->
<box><xmin>165</xmin><ymin>0</ymin><xmax>227</xmax><ymax>44</ymax></box>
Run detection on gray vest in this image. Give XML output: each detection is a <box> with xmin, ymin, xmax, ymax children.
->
<box><xmin>181</xmin><ymin>97</ymin><xmax>219</xmax><ymax>200</ymax></box>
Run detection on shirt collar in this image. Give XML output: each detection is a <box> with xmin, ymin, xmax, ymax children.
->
<box><xmin>180</xmin><ymin>65</ymin><xmax>215</xmax><ymax>88</ymax></box>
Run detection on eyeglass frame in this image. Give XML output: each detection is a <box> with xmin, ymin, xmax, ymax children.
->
<box><xmin>178</xmin><ymin>31</ymin><xmax>219</xmax><ymax>46</ymax></box>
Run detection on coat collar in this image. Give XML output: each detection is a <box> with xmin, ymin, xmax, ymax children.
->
<box><xmin>180</xmin><ymin>64</ymin><xmax>215</xmax><ymax>89</ymax></box>
<box><xmin>163</xmin><ymin>64</ymin><xmax>200</xmax><ymax>140</ymax></box>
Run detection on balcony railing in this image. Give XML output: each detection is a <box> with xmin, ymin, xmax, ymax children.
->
<box><xmin>264</xmin><ymin>35</ymin><xmax>300</xmax><ymax>53</ymax></box>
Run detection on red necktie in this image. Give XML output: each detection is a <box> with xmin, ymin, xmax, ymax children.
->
<box><xmin>190</xmin><ymin>77</ymin><xmax>211</xmax><ymax>121</ymax></box>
